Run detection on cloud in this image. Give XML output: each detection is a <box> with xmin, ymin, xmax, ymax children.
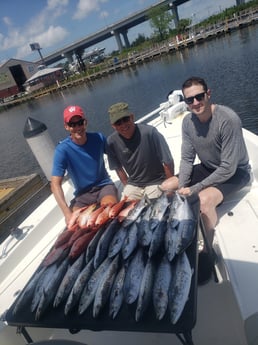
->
<box><xmin>46</xmin><ymin>0</ymin><xmax>69</xmax><ymax>19</ymax></box>
<box><xmin>73</xmin><ymin>0</ymin><xmax>108</xmax><ymax>20</ymax></box>
<box><xmin>0</xmin><ymin>0</ymin><xmax>70</xmax><ymax>60</ymax></box>
<box><xmin>2</xmin><ymin>16</ymin><xmax>12</xmax><ymax>26</ymax></box>
<box><xmin>15</xmin><ymin>25</ymin><xmax>69</xmax><ymax>60</ymax></box>
<box><xmin>25</xmin><ymin>0</ymin><xmax>68</xmax><ymax>36</ymax></box>
<box><xmin>47</xmin><ymin>0</ymin><xmax>69</xmax><ymax>10</ymax></box>
<box><xmin>1</xmin><ymin>28</ymin><xmax>24</xmax><ymax>51</ymax></box>
<box><xmin>100</xmin><ymin>11</ymin><xmax>109</xmax><ymax>19</ymax></box>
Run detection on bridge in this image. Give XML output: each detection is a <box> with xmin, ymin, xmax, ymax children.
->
<box><xmin>35</xmin><ymin>0</ymin><xmax>190</xmax><ymax>67</ymax></box>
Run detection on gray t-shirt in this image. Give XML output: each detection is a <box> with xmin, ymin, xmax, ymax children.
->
<box><xmin>107</xmin><ymin>123</ymin><xmax>174</xmax><ymax>186</ymax></box>
<box><xmin>179</xmin><ymin>104</ymin><xmax>250</xmax><ymax>194</ymax></box>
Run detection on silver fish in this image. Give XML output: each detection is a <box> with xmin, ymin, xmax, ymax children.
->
<box><xmin>53</xmin><ymin>253</ymin><xmax>84</xmax><ymax>308</ymax></box>
<box><xmin>149</xmin><ymin>193</ymin><xmax>170</xmax><ymax>231</ymax></box>
<box><xmin>135</xmin><ymin>257</ymin><xmax>155</xmax><ymax>322</ymax></box>
<box><xmin>176</xmin><ymin>219</ymin><xmax>196</xmax><ymax>254</ymax></box>
<box><xmin>173</xmin><ymin>193</ymin><xmax>194</xmax><ymax>221</ymax></box>
<box><xmin>123</xmin><ymin>247</ymin><xmax>145</xmax><ymax>304</ymax></box>
<box><xmin>153</xmin><ymin>255</ymin><xmax>172</xmax><ymax>320</ymax></box>
<box><xmin>85</xmin><ymin>226</ymin><xmax>106</xmax><ymax>264</ymax></box>
<box><xmin>122</xmin><ymin>222</ymin><xmax>138</xmax><ymax>260</ymax></box>
<box><xmin>164</xmin><ymin>222</ymin><xmax>178</xmax><ymax>262</ymax></box>
<box><xmin>108</xmin><ymin>226</ymin><xmax>128</xmax><ymax>259</ymax></box>
<box><xmin>12</xmin><ymin>266</ymin><xmax>46</xmax><ymax>315</ymax></box>
<box><xmin>148</xmin><ymin>218</ymin><xmax>167</xmax><ymax>258</ymax></box>
<box><xmin>137</xmin><ymin>204</ymin><xmax>154</xmax><ymax>247</ymax></box>
<box><xmin>93</xmin><ymin>255</ymin><xmax>119</xmax><ymax>318</ymax></box>
<box><xmin>30</xmin><ymin>264</ymin><xmax>57</xmax><ymax>312</ymax></box>
<box><xmin>121</xmin><ymin>195</ymin><xmax>148</xmax><ymax>228</ymax></box>
<box><xmin>169</xmin><ymin>252</ymin><xmax>192</xmax><ymax>324</ymax></box>
<box><xmin>172</xmin><ymin>194</ymin><xmax>196</xmax><ymax>254</ymax></box>
<box><xmin>64</xmin><ymin>257</ymin><xmax>94</xmax><ymax>315</ymax></box>
<box><xmin>78</xmin><ymin>256</ymin><xmax>112</xmax><ymax>315</ymax></box>
<box><xmin>167</xmin><ymin>195</ymin><xmax>178</xmax><ymax>228</ymax></box>
<box><xmin>35</xmin><ymin>258</ymin><xmax>69</xmax><ymax>320</ymax></box>
<box><xmin>109</xmin><ymin>265</ymin><xmax>126</xmax><ymax>319</ymax></box>
<box><xmin>93</xmin><ymin>218</ymin><xmax>120</xmax><ymax>269</ymax></box>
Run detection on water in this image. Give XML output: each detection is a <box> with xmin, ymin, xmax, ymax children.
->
<box><xmin>1</xmin><ymin>25</ymin><xmax>258</xmax><ymax>180</ymax></box>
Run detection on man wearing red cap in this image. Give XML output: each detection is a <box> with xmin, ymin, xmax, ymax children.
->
<box><xmin>51</xmin><ymin>105</ymin><xmax>118</xmax><ymax>226</ymax></box>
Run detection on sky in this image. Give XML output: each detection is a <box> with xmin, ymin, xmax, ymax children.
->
<box><xmin>0</xmin><ymin>0</ymin><xmax>241</xmax><ymax>65</ymax></box>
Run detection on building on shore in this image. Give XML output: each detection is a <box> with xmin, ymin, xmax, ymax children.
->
<box><xmin>0</xmin><ymin>59</ymin><xmax>38</xmax><ymax>101</ymax></box>
<box><xmin>23</xmin><ymin>66</ymin><xmax>64</xmax><ymax>93</ymax></box>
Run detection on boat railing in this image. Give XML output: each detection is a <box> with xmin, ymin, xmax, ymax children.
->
<box><xmin>135</xmin><ymin>105</ymin><xmax>165</xmax><ymax>124</ymax></box>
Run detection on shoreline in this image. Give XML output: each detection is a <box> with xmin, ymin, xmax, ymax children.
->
<box><xmin>1</xmin><ymin>13</ymin><xmax>257</xmax><ymax>111</ymax></box>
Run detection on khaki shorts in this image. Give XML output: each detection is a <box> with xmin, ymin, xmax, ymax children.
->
<box><xmin>122</xmin><ymin>184</ymin><xmax>162</xmax><ymax>200</ymax></box>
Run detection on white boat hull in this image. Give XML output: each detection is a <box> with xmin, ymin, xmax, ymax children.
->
<box><xmin>1</xmin><ymin>94</ymin><xmax>258</xmax><ymax>345</ymax></box>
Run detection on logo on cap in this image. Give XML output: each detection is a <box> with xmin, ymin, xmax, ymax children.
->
<box><xmin>68</xmin><ymin>106</ymin><xmax>77</xmax><ymax>113</ymax></box>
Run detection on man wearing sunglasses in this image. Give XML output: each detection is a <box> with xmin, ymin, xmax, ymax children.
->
<box><xmin>106</xmin><ymin>102</ymin><xmax>178</xmax><ymax>200</ymax></box>
<box><xmin>51</xmin><ymin>105</ymin><xmax>118</xmax><ymax>227</ymax></box>
<box><xmin>163</xmin><ymin>76</ymin><xmax>250</xmax><ymax>284</ymax></box>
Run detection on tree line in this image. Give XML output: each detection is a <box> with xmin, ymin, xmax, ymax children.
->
<box><xmin>130</xmin><ymin>0</ymin><xmax>258</xmax><ymax>46</ymax></box>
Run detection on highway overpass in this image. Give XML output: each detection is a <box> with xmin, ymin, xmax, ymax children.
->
<box><xmin>35</xmin><ymin>0</ymin><xmax>190</xmax><ymax>67</ymax></box>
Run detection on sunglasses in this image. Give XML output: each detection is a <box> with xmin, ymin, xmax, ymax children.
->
<box><xmin>67</xmin><ymin>118</ymin><xmax>85</xmax><ymax>128</ymax></box>
<box><xmin>114</xmin><ymin>116</ymin><xmax>131</xmax><ymax>126</ymax></box>
<box><xmin>184</xmin><ymin>92</ymin><xmax>206</xmax><ymax>105</ymax></box>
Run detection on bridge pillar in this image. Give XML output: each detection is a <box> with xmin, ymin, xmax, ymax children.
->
<box><xmin>121</xmin><ymin>30</ymin><xmax>130</xmax><ymax>49</ymax></box>
<box><xmin>169</xmin><ymin>4</ymin><xmax>179</xmax><ymax>27</ymax></box>
<box><xmin>113</xmin><ymin>30</ymin><xmax>123</xmax><ymax>51</ymax></box>
<box><xmin>74</xmin><ymin>49</ymin><xmax>86</xmax><ymax>72</ymax></box>
<box><xmin>63</xmin><ymin>52</ymin><xmax>74</xmax><ymax>64</ymax></box>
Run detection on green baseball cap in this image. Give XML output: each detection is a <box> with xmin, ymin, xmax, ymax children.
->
<box><xmin>108</xmin><ymin>102</ymin><xmax>131</xmax><ymax>124</ymax></box>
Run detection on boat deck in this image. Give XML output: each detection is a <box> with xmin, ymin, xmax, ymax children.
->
<box><xmin>1</xmin><ymin>108</ymin><xmax>258</xmax><ymax>345</ymax></box>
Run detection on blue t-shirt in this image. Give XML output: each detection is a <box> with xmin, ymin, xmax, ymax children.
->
<box><xmin>52</xmin><ymin>132</ymin><xmax>112</xmax><ymax>196</ymax></box>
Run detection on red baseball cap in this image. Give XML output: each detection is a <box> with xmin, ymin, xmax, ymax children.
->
<box><xmin>63</xmin><ymin>105</ymin><xmax>85</xmax><ymax>123</ymax></box>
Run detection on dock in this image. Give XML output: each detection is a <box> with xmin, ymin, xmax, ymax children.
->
<box><xmin>1</xmin><ymin>8</ymin><xmax>257</xmax><ymax>110</ymax></box>
<box><xmin>0</xmin><ymin>174</ymin><xmax>51</xmax><ymax>242</ymax></box>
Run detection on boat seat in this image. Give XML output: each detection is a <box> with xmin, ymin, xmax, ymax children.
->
<box><xmin>215</xmin><ymin>188</ymin><xmax>258</xmax><ymax>333</ymax></box>
<box><xmin>27</xmin><ymin>340</ymin><xmax>86</xmax><ymax>345</ymax></box>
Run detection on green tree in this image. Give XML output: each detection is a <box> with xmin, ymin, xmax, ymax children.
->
<box><xmin>62</xmin><ymin>61</ymin><xmax>70</xmax><ymax>72</ymax></box>
<box><xmin>131</xmin><ymin>34</ymin><xmax>147</xmax><ymax>47</ymax></box>
<box><xmin>176</xmin><ymin>18</ymin><xmax>191</xmax><ymax>35</ymax></box>
<box><xmin>148</xmin><ymin>4</ymin><xmax>174</xmax><ymax>41</ymax></box>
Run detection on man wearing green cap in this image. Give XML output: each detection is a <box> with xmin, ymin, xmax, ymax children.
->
<box><xmin>107</xmin><ymin>102</ymin><xmax>178</xmax><ymax>200</ymax></box>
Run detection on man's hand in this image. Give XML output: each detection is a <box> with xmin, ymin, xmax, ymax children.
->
<box><xmin>159</xmin><ymin>176</ymin><xmax>178</xmax><ymax>193</ymax></box>
<box><xmin>178</xmin><ymin>187</ymin><xmax>192</xmax><ymax>196</ymax></box>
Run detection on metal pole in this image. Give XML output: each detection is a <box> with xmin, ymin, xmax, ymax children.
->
<box><xmin>38</xmin><ymin>48</ymin><xmax>45</xmax><ymax>65</ymax></box>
